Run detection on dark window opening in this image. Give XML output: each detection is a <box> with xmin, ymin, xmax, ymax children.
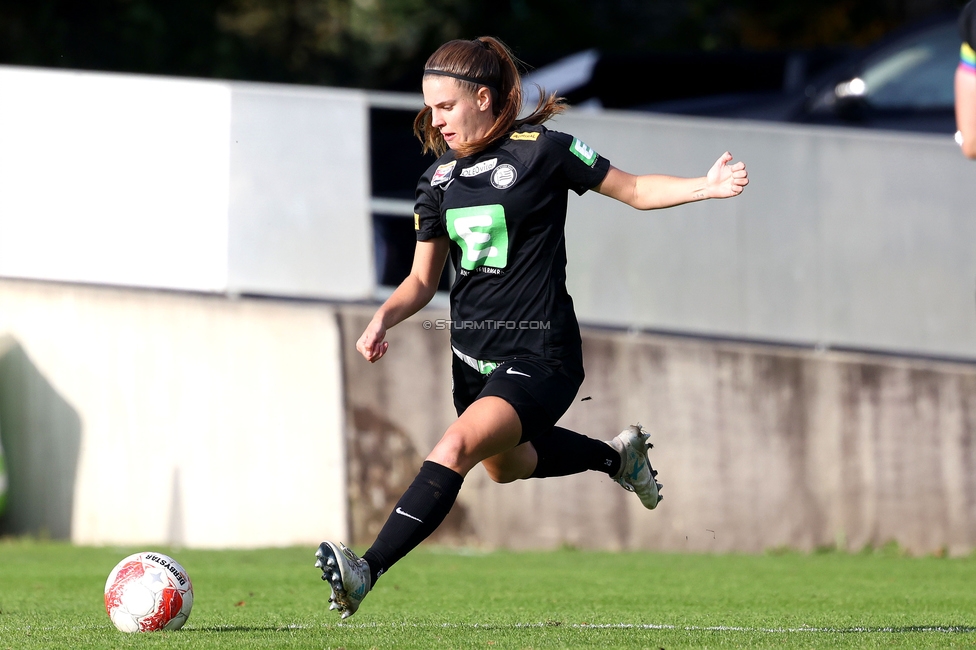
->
<box><xmin>370</xmin><ymin>107</ymin><xmax>436</xmax><ymax>200</ymax></box>
<box><xmin>373</xmin><ymin>213</ymin><xmax>452</xmax><ymax>290</ymax></box>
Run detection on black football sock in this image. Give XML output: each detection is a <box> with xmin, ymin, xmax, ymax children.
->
<box><xmin>529</xmin><ymin>426</ymin><xmax>621</xmax><ymax>478</ymax></box>
<box><xmin>362</xmin><ymin>460</ymin><xmax>463</xmax><ymax>587</ymax></box>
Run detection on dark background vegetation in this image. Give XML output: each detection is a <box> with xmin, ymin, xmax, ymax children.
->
<box><xmin>0</xmin><ymin>0</ymin><xmax>967</xmax><ymax>92</ymax></box>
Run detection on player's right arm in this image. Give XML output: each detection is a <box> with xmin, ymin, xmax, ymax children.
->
<box><xmin>956</xmin><ymin>48</ymin><xmax>976</xmax><ymax>159</ymax></box>
<box><xmin>356</xmin><ymin>236</ymin><xmax>450</xmax><ymax>363</ymax></box>
<box><xmin>956</xmin><ymin>1</ymin><xmax>976</xmax><ymax>159</ymax></box>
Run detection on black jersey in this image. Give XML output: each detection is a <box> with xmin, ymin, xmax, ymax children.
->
<box><xmin>415</xmin><ymin>124</ymin><xmax>611</xmax><ymax>363</ymax></box>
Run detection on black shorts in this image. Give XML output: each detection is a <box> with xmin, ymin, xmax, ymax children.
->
<box><xmin>452</xmin><ymin>352</ymin><xmax>584</xmax><ymax>444</ymax></box>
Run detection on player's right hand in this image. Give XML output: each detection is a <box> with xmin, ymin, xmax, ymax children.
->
<box><xmin>356</xmin><ymin>319</ymin><xmax>389</xmax><ymax>363</ymax></box>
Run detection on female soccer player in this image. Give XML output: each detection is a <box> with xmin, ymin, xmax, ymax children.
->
<box><xmin>956</xmin><ymin>0</ymin><xmax>976</xmax><ymax>158</ymax></box>
<box><xmin>316</xmin><ymin>36</ymin><xmax>749</xmax><ymax>619</ymax></box>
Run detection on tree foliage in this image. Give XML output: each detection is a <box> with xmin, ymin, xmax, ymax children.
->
<box><xmin>0</xmin><ymin>0</ymin><xmax>966</xmax><ymax>89</ymax></box>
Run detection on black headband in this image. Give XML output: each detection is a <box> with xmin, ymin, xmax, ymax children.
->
<box><xmin>423</xmin><ymin>69</ymin><xmax>499</xmax><ymax>91</ymax></box>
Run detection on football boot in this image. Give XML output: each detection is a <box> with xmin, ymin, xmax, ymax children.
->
<box><xmin>315</xmin><ymin>541</ymin><xmax>371</xmax><ymax>619</ymax></box>
<box><xmin>609</xmin><ymin>424</ymin><xmax>663</xmax><ymax>509</ymax></box>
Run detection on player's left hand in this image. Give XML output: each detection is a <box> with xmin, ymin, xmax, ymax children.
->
<box><xmin>706</xmin><ymin>152</ymin><xmax>748</xmax><ymax>198</ymax></box>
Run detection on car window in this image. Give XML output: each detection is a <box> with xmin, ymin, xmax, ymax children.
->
<box><xmin>858</xmin><ymin>22</ymin><xmax>959</xmax><ymax>109</ymax></box>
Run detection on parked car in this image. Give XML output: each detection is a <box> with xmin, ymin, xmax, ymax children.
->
<box><xmin>526</xmin><ymin>13</ymin><xmax>962</xmax><ymax>135</ymax></box>
<box><xmin>791</xmin><ymin>14</ymin><xmax>959</xmax><ymax>133</ymax></box>
<box><xmin>636</xmin><ymin>13</ymin><xmax>962</xmax><ymax>134</ymax></box>
<box><xmin>523</xmin><ymin>47</ymin><xmax>846</xmax><ymax>113</ymax></box>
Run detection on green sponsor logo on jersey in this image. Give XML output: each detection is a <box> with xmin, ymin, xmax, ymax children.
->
<box><xmin>570</xmin><ymin>137</ymin><xmax>598</xmax><ymax>167</ymax></box>
<box><xmin>446</xmin><ymin>204</ymin><xmax>509</xmax><ymax>271</ymax></box>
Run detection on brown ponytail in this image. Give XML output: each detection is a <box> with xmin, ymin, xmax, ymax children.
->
<box><xmin>413</xmin><ymin>36</ymin><xmax>566</xmax><ymax>158</ymax></box>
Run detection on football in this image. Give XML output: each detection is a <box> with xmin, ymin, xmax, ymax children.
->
<box><xmin>104</xmin><ymin>551</ymin><xmax>194</xmax><ymax>632</ymax></box>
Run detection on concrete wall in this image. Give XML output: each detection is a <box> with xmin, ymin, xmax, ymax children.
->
<box><xmin>227</xmin><ymin>82</ymin><xmax>373</xmax><ymax>299</ymax></box>
<box><xmin>338</xmin><ymin>306</ymin><xmax>475</xmax><ymax>548</ymax></box>
<box><xmin>340</xmin><ymin>312</ymin><xmax>976</xmax><ymax>556</ymax></box>
<box><xmin>2</xmin><ymin>70</ymin><xmax>975</xmax><ymax>553</ymax></box>
<box><xmin>551</xmin><ymin>110</ymin><xmax>976</xmax><ymax>360</ymax></box>
<box><xmin>0</xmin><ymin>278</ymin><xmax>347</xmax><ymax>547</ymax></box>
<box><xmin>3</xmin><ymin>65</ymin><xmax>973</xmax><ymax>359</ymax></box>
<box><xmin>0</xmin><ymin>66</ymin><xmax>976</xmax><ymax>360</ymax></box>
<box><xmin>0</xmin><ymin>335</ymin><xmax>80</xmax><ymax>538</ymax></box>
<box><xmin>2</xmin><ymin>280</ymin><xmax>973</xmax><ymax>554</ymax></box>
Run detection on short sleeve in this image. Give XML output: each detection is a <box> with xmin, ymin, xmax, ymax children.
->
<box><xmin>414</xmin><ymin>164</ymin><xmax>446</xmax><ymax>241</ymax></box>
<box><xmin>544</xmin><ymin>130</ymin><xmax>612</xmax><ymax>196</ymax></box>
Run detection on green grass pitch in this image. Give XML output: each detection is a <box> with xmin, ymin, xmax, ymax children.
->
<box><xmin>2</xmin><ymin>539</ymin><xmax>976</xmax><ymax>649</ymax></box>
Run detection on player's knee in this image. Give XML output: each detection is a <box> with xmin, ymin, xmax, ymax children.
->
<box><xmin>428</xmin><ymin>425</ymin><xmax>479</xmax><ymax>472</ymax></box>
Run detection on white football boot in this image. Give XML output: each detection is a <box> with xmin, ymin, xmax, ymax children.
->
<box><xmin>315</xmin><ymin>541</ymin><xmax>371</xmax><ymax>619</ymax></box>
<box><xmin>609</xmin><ymin>424</ymin><xmax>663</xmax><ymax>509</ymax></box>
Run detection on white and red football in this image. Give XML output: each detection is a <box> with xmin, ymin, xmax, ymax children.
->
<box><xmin>104</xmin><ymin>551</ymin><xmax>194</xmax><ymax>632</ymax></box>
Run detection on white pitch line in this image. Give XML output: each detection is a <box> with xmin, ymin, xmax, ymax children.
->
<box><xmin>554</xmin><ymin>623</ymin><xmax>976</xmax><ymax>634</ymax></box>
<box><xmin>312</xmin><ymin>622</ymin><xmax>976</xmax><ymax>634</ymax></box>
<box><xmin>40</xmin><ymin>622</ymin><xmax>976</xmax><ymax>634</ymax></box>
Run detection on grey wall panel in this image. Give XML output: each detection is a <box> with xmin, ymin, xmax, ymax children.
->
<box><xmin>0</xmin><ymin>66</ymin><xmax>232</xmax><ymax>292</ymax></box>
<box><xmin>550</xmin><ymin>110</ymin><xmax>976</xmax><ymax>359</ymax></box>
<box><xmin>228</xmin><ymin>84</ymin><xmax>374</xmax><ymax>299</ymax></box>
<box><xmin>2</xmin><ymin>65</ymin><xmax>972</xmax><ymax>355</ymax></box>
<box><xmin>0</xmin><ymin>67</ymin><xmax>376</xmax><ymax>301</ymax></box>
<box><xmin>815</xmin><ymin>131</ymin><xmax>976</xmax><ymax>356</ymax></box>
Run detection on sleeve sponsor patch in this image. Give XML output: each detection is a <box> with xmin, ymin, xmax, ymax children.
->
<box><xmin>431</xmin><ymin>160</ymin><xmax>457</xmax><ymax>186</ymax></box>
<box><xmin>570</xmin><ymin>137</ymin><xmax>598</xmax><ymax>167</ymax></box>
<box><xmin>510</xmin><ymin>131</ymin><xmax>540</xmax><ymax>141</ymax></box>
<box><xmin>414</xmin><ymin>213</ymin><xmax>420</xmax><ymax>231</ymax></box>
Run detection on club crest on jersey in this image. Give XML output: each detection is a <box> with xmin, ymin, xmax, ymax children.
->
<box><xmin>431</xmin><ymin>160</ymin><xmax>456</xmax><ymax>186</ymax></box>
<box><xmin>461</xmin><ymin>158</ymin><xmax>498</xmax><ymax>177</ymax></box>
<box><xmin>490</xmin><ymin>164</ymin><xmax>518</xmax><ymax>189</ymax></box>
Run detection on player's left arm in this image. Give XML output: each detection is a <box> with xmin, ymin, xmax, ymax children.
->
<box><xmin>956</xmin><ymin>44</ymin><xmax>976</xmax><ymax>159</ymax></box>
<box><xmin>594</xmin><ymin>152</ymin><xmax>748</xmax><ymax>210</ymax></box>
